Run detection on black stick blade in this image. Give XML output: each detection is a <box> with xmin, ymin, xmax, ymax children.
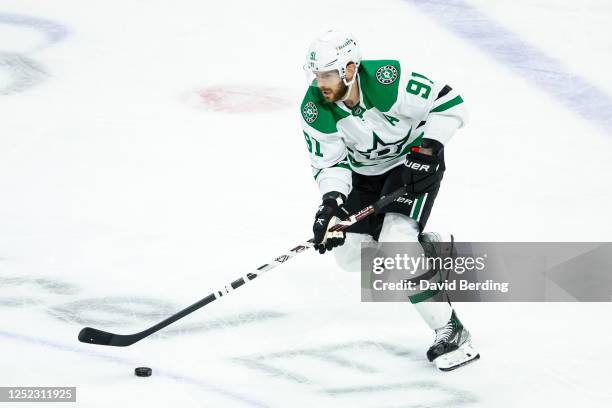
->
<box><xmin>78</xmin><ymin>327</ymin><xmax>144</xmax><ymax>347</ymax></box>
<box><xmin>78</xmin><ymin>327</ymin><xmax>117</xmax><ymax>346</ymax></box>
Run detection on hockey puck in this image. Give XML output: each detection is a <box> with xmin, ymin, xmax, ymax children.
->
<box><xmin>134</xmin><ymin>367</ymin><xmax>152</xmax><ymax>377</ymax></box>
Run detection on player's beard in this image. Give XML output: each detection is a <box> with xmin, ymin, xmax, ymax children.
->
<box><xmin>319</xmin><ymin>81</ymin><xmax>348</xmax><ymax>103</ymax></box>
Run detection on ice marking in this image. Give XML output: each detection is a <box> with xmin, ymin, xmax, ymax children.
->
<box><xmin>405</xmin><ymin>0</ymin><xmax>612</xmax><ymax>133</ymax></box>
<box><xmin>0</xmin><ymin>330</ymin><xmax>269</xmax><ymax>407</ymax></box>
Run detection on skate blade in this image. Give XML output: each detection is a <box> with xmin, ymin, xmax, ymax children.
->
<box><xmin>435</xmin><ymin>341</ymin><xmax>480</xmax><ymax>371</ymax></box>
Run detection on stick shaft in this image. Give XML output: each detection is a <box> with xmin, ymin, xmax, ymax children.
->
<box><xmin>78</xmin><ymin>185</ymin><xmax>407</xmax><ymax>346</ymax></box>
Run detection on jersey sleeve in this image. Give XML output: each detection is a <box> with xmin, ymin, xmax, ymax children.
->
<box><xmin>301</xmin><ymin>120</ymin><xmax>352</xmax><ymax>197</ymax></box>
<box><xmin>395</xmin><ymin>64</ymin><xmax>468</xmax><ymax>146</ymax></box>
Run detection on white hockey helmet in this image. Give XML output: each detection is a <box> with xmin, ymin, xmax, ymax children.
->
<box><xmin>304</xmin><ymin>30</ymin><xmax>361</xmax><ymax>84</ymax></box>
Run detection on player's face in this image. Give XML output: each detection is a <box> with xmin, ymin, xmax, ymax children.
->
<box><xmin>315</xmin><ymin>70</ymin><xmax>347</xmax><ymax>102</ymax></box>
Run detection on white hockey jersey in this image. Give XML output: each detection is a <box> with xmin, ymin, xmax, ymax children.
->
<box><xmin>300</xmin><ymin>60</ymin><xmax>467</xmax><ymax>197</ymax></box>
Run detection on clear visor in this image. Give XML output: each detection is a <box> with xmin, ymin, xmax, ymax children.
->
<box><xmin>303</xmin><ymin>66</ymin><xmax>341</xmax><ymax>88</ymax></box>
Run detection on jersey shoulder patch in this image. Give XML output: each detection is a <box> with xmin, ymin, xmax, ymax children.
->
<box><xmin>300</xmin><ymin>85</ymin><xmax>349</xmax><ymax>134</ymax></box>
<box><xmin>358</xmin><ymin>59</ymin><xmax>401</xmax><ymax>113</ymax></box>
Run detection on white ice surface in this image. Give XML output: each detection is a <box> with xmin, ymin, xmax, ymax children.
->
<box><xmin>1</xmin><ymin>0</ymin><xmax>611</xmax><ymax>407</ymax></box>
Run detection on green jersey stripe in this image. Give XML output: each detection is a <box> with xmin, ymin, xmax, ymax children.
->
<box><xmin>430</xmin><ymin>95</ymin><xmax>464</xmax><ymax>113</ymax></box>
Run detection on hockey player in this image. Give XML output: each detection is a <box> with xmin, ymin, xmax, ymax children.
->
<box><xmin>301</xmin><ymin>30</ymin><xmax>479</xmax><ymax>371</ymax></box>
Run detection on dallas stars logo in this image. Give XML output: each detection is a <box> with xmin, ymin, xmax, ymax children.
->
<box><xmin>302</xmin><ymin>101</ymin><xmax>318</xmax><ymax>123</ymax></box>
<box><xmin>355</xmin><ymin>129</ymin><xmax>411</xmax><ymax>160</ymax></box>
<box><xmin>376</xmin><ymin>65</ymin><xmax>398</xmax><ymax>85</ymax></box>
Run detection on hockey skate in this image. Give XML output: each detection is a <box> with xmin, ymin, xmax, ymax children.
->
<box><xmin>427</xmin><ymin>310</ymin><xmax>480</xmax><ymax>371</ymax></box>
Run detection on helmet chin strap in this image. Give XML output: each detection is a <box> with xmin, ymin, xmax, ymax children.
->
<box><xmin>340</xmin><ymin>71</ymin><xmax>358</xmax><ymax>102</ymax></box>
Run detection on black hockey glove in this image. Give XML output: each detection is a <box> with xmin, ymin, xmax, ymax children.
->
<box><xmin>402</xmin><ymin>139</ymin><xmax>444</xmax><ymax>194</ymax></box>
<box><xmin>312</xmin><ymin>191</ymin><xmax>349</xmax><ymax>254</ymax></box>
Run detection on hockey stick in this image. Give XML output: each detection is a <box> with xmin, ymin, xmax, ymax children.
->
<box><xmin>78</xmin><ymin>185</ymin><xmax>408</xmax><ymax>347</ymax></box>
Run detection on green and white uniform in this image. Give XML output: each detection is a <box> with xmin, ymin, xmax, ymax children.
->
<box><xmin>300</xmin><ymin>60</ymin><xmax>467</xmax><ymax>197</ymax></box>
